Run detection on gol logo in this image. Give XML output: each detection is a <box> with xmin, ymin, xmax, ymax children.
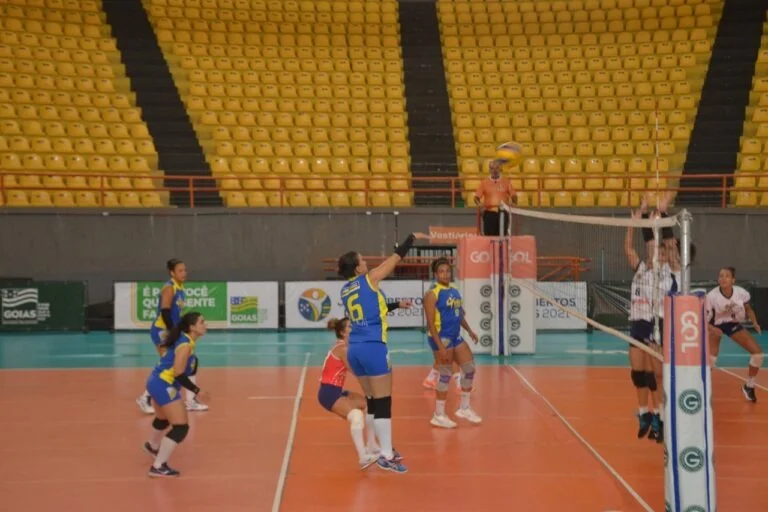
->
<box><xmin>679</xmin><ymin>447</ymin><xmax>705</xmax><ymax>473</ymax></box>
<box><xmin>678</xmin><ymin>389</ymin><xmax>702</xmax><ymax>415</ymax></box>
<box><xmin>470</xmin><ymin>251</ymin><xmax>490</xmax><ymax>263</ymax></box>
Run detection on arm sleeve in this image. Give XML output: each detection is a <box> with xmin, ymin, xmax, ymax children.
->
<box><xmin>161</xmin><ymin>308</ymin><xmax>174</xmax><ymax>330</ymax></box>
<box><xmin>175</xmin><ymin>374</ymin><xmax>200</xmax><ymax>394</ymax></box>
<box><xmin>387</xmin><ymin>302</ymin><xmax>400</xmax><ymax>313</ymax></box>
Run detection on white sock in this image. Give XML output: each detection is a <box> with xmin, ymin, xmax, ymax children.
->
<box><xmin>141</xmin><ymin>389</ymin><xmax>150</xmax><ymax>399</ymax></box>
<box><xmin>150</xmin><ymin>425</ymin><xmax>166</xmax><ymax>449</ymax></box>
<box><xmin>347</xmin><ymin>411</ymin><xmax>367</xmax><ymax>460</ymax></box>
<box><xmin>153</xmin><ymin>436</ymin><xmax>178</xmax><ymax>469</ymax></box>
<box><xmin>435</xmin><ymin>399</ymin><xmax>446</xmax><ymax>416</ymax></box>
<box><xmin>747</xmin><ymin>376</ymin><xmax>756</xmax><ymax>388</ymax></box>
<box><xmin>427</xmin><ymin>368</ymin><xmax>438</xmax><ymax>381</ymax></box>
<box><xmin>373</xmin><ymin>418</ymin><xmax>393</xmax><ymax>460</ymax></box>
<box><xmin>186</xmin><ymin>375</ymin><xmax>197</xmax><ymax>402</ymax></box>
<box><xmin>460</xmin><ymin>391</ymin><xmax>471</xmax><ymax>410</ymax></box>
<box><xmin>365</xmin><ymin>413</ymin><xmax>378</xmax><ymax>452</ymax></box>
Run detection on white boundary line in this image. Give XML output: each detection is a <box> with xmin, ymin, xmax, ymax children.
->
<box><xmin>271</xmin><ymin>352</ymin><xmax>310</xmax><ymax>512</ymax></box>
<box><xmin>715</xmin><ymin>366</ymin><xmax>768</xmax><ymax>392</ymax></box>
<box><xmin>507</xmin><ymin>364</ymin><xmax>655</xmax><ymax>512</ymax></box>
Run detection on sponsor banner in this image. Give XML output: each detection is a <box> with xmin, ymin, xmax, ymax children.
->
<box><xmin>535</xmin><ymin>282</ymin><xmax>588</xmax><ymax>331</ymax></box>
<box><xmin>113</xmin><ymin>281</ymin><xmax>278</xmax><ymax>329</ymax></box>
<box><xmin>285</xmin><ymin>280</ymin><xmax>427</xmax><ymax>329</ymax></box>
<box><xmin>427</xmin><ymin>226</ymin><xmax>476</xmax><ymax>245</ymax></box>
<box><xmin>0</xmin><ymin>281</ymin><xmax>87</xmax><ymax>331</ymax></box>
<box><xmin>663</xmin><ymin>295</ymin><xmax>716</xmax><ymax>512</ymax></box>
<box><xmin>456</xmin><ymin>235</ymin><xmax>536</xmax><ymax>280</ymax></box>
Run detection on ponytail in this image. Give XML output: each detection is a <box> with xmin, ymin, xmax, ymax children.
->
<box><xmin>160</xmin><ymin>311</ymin><xmax>201</xmax><ymax>348</ymax></box>
<box><xmin>327</xmin><ymin>317</ymin><xmax>349</xmax><ymax>339</ymax></box>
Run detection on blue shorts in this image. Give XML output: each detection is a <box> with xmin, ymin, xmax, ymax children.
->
<box><xmin>346</xmin><ymin>341</ymin><xmax>391</xmax><ymax>377</ymax></box>
<box><xmin>150</xmin><ymin>326</ymin><xmax>165</xmax><ymax>346</ymax></box>
<box><xmin>630</xmin><ymin>319</ymin><xmax>664</xmax><ymax>347</ymax></box>
<box><xmin>318</xmin><ymin>383</ymin><xmax>349</xmax><ymax>412</ymax></box>
<box><xmin>712</xmin><ymin>321</ymin><xmax>744</xmax><ymax>337</ymax></box>
<box><xmin>427</xmin><ymin>335</ymin><xmax>465</xmax><ymax>352</ymax></box>
<box><xmin>146</xmin><ymin>375</ymin><xmax>182</xmax><ymax>407</ymax></box>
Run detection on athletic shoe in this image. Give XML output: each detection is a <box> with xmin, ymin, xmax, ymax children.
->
<box><xmin>637</xmin><ymin>411</ymin><xmax>653</xmax><ymax>439</ymax></box>
<box><xmin>359</xmin><ymin>454</ymin><xmax>378</xmax><ymax>470</ymax></box>
<box><xmin>143</xmin><ymin>442</ymin><xmax>159</xmax><ymax>457</ymax></box>
<box><xmin>455</xmin><ymin>407</ymin><xmax>482</xmax><ymax>424</ymax></box>
<box><xmin>376</xmin><ymin>456</ymin><xmax>408</xmax><ymax>474</ymax></box>
<box><xmin>148</xmin><ymin>463</ymin><xmax>180</xmax><ymax>478</ymax></box>
<box><xmin>430</xmin><ymin>413</ymin><xmax>457</xmax><ymax>429</ymax></box>
<box><xmin>136</xmin><ymin>395</ymin><xmax>155</xmax><ymax>415</ymax></box>
<box><xmin>648</xmin><ymin>414</ymin><xmax>663</xmax><ymax>444</ymax></box>
<box><xmin>185</xmin><ymin>397</ymin><xmax>209</xmax><ymax>411</ymax></box>
<box><xmin>743</xmin><ymin>384</ymin><xmax>757</xmax><ymax>403</ymax></box>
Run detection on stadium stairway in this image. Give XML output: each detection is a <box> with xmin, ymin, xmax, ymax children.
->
<box><xmin>101</xmin><ymin>0</ymin><xmax>221</xmax><ymax>207</ymax></box>
<box><xmin>680</xmin><ymin>0</ymin><xmax>768</xmax><ymax>206</ymax></box>
<box><xmin>399</xmin><ymin>1</ymin><xmax>458</xmax><ymax>206</ymax></box>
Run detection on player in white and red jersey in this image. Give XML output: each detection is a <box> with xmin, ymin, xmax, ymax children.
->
<box><xmin>706</xmin><ymin>267</ymin><xmax>763</xmax><ymax>402</ymax></box>
<box><xmin>318</xmin><ymin>317</ymin><xmax>380</xmax><ymax>469</ymax></box>
<box><xmin>625</xmin><ymin>208</ymin><xmax>683</xmax><ymax>443</ymax></box>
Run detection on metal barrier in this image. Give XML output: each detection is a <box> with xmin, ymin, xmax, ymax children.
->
<box><xmin>0</xmin><ymin>170</ymin><xmax>756</xmax><ymax>208</ymax></box>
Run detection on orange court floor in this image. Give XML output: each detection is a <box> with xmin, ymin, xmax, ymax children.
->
<box><xmin>0</xmin><ymin>329</ymin><xmax>766</xmax><ymax>512</ymax></box>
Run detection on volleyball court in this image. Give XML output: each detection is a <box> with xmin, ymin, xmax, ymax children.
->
<box><xmin>2</xmin><ymin>206</ymin><xmax>767</xmax><ymax>512</ymax></box>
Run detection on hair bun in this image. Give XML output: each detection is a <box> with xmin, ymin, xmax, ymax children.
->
<box><xmin>326</xmin><ymin>318</ymin><xmax>338</xmax><ymax>331</ymax></box>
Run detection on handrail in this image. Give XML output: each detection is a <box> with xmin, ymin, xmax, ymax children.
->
<box><xmin>0</xmin><ymin>169</ymin><xmax>760</xmax><ymax>208</ymax></box>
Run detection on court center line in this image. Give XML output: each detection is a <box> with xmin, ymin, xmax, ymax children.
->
<box><xmin>271</xmin><ymin>352</ymin><xmax>310</xmax><ymax>512</ymax></box>
<box><xmin>506</xmin><ymin>364</ymin><xmax>655</xmax><ymax>512</ymax></box>
<box><xmin>715</xmin><ymin>366</ymin><xmax>768</xmax><ymax>392</ymax></box>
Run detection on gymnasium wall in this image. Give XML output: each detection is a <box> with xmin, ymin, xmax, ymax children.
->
<box><xmin>0</xmin><ymin>208</ymin><xmax>764</xmax><ymax>303</ymax></box>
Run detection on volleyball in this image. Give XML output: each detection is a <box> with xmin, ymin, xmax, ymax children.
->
<box><xmin>495</xmin><ymin>141</ymin><xmax>522</xmax><ymax>167</ymax></box>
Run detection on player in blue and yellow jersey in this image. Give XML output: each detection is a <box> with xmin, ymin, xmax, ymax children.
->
<box><xmin>137</xmin><ymin>259</ymin><xmax>208</xmax><ymax>413</ymax></box>
<box><xmin>337</xmin><ymin>231</ymin><xmax>429</xmax><ymax>474</ymax></box>
<box><xmin>143</xmin><ymin>311</ymin><xmax>210</xmax><ymax>478</ymax></box>
<box><xmin>423</xmin><ymin>257</ymin><xmax>482</xmax><ymax>429</ymax></box>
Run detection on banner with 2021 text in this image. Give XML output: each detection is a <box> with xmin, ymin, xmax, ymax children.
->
<box><xmin>113</xmin><ymin>281</ymin><xmax>278</xmax><ymax>330</ymax></box>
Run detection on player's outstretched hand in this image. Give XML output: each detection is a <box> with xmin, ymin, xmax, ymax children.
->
<box><xmin>399</xmin><ymin>299</ymin><xmax>414</xmax><ymax>309</ymax></box>
<box><xmin>413</xmin><ymin>232</ymin><xmax>431</xmax><ymax>240</ymax></box>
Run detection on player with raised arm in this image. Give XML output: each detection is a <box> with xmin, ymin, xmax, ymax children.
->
<box><xmin>336</xmin><ymin>232</ymin><xmax>429</xmax><ymax>473</ymax></box>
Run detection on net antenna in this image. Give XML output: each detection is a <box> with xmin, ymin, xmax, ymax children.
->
<box><xmin>498</xmin><ymin>203</ymin><xmax>688</xmax><ymax>362</ymax></box>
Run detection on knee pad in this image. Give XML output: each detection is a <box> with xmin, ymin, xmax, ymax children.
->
<box><xmin>366</xmin><ymin>396</ymin><xmax>376</xmax><ymax>415</ymax></box>
<box><xmin>460</xmin><ymin>361</ymin><xmax>476</xmax><ymax>388</ymax></box>
<box><xmin>372</xmin><ymin>396</ymin><xmax>392</xmax><ymax>419</ymax></box>
<box><xmin>631</xmin><ymin>370</ymin><xmax>647</xmax><ymax>389</ymax></box>
<box><xmin>152</xmin><ymin>417</ymin><xmax>170</xmax><ymax>431</ymax></box>
<box><xmin>750</xmin><ymin>353</ymin><xmax>764</xmax><ymax>368</ymax></box>
<box><xmin>460</xmin><ymin>361</ymin><xmax>476</xmax><ymax>379</ymax></box>
<box><xmin>646</xmin><ymin>372</ymin><xmax>657</xmax><ymax>392</ymax></box>
<box><xmin>436</xmin><ymin>364</ymin><xmax>452</xmax><ymax>392</ymax></box>
<box><xmin>347</xmin><ymin>408</ymin><xmax>364</xmax><ymax>430</ymax></box>
<box><xmin>167</xmin><ymin>424</ymin><xmax>189</xmax><ymax>444</ymax></box>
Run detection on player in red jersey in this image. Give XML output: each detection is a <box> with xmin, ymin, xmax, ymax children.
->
<box><xmin>318</xmin><ymin>317</ymin><xmax>380</xmax><ymax>469</ymax></box>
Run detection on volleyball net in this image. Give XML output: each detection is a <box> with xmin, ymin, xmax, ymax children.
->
<box><xmin>454</xmin><ymin>205</ymin><xmax>715</xmax><ymax>512</ymax></box>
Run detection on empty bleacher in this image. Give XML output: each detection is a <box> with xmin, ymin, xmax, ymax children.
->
<box><xmin>143</xmin><ymin>0</ymin><xmax>413</xmax><ymax>208</ymax></box>
<box><xmin>0</xmin><ymin>0</ymin><xmax>166</xmax><ymax>208</ymax></box>
<box><xmin>734</xmin><ymin>16</ymin><xmax>768</xmax><ymax>207</ymax></box>
<box><xmin>437</xmin><ymin>0</ymin><xmax>721</xmax><ymax>207</ymax></box>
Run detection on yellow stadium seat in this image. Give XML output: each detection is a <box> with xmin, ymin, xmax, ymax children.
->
<box><xmin>0</xmin><ymin>2</ymin><xmax>164</xmax><ymax>207</ymax></box>
<box><xmin>437</xmin><ymin>0</ymin><xmax>718</xmax><ymax>205</ymax></box>
<box><xmin>141</xmin><ymin>0</ymin><xmax>409</xmax><ymax>206</ymax></box>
